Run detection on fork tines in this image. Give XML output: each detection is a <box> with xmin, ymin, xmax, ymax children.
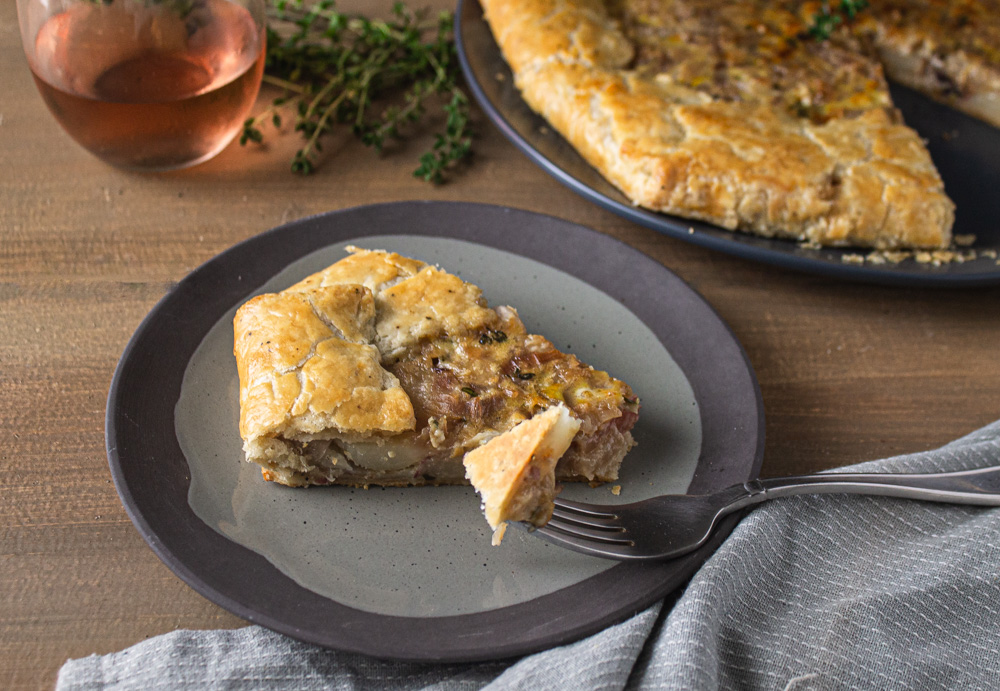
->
<box><xmin>551</xmin><ymin>498</ymin><xmax>618</xmax><ymax>517</ymax></box>
<box><xmin>542</xmin><ymin>499</ymin><xmax>632</xmax><ymax>545</ymax></box>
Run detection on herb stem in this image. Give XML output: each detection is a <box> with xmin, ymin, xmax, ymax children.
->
<box><xmin>261</xmin><ymin>75</ymin><xmax>307</xmax><ymax>93</ymax></box>
<box><xmin>301</xmin><ymin>90</ymin><xmax>346</xmax><ymax>161</ymax></box>
<box><xmin>303</xmin><ymin>74</ymin><xmax>343</xmax><ymax>122</ymax></box>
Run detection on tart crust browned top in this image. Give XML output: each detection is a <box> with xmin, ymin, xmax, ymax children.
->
<box><xmin>481</xmin><ymin>0</ymin><xmax>958</xmax><ymax>249</ymax></box>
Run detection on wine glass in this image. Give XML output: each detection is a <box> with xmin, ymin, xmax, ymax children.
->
<box><xmin>16</xmin><ymin>0</ymin><xmax>266</xmax><ymax>171</ymax></box>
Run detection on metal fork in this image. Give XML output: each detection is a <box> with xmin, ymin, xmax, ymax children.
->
<box><xmin>535</xmin><ymin>465</ymin><xmax>1000</xmax><ymax>561</ymax></box>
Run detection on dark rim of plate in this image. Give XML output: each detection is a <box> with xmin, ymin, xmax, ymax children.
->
<box><xmin>455</xmin><ymin>0</ymin><xmax>1000</xmax><ymax>287</ymax></box>
<box><xmin>105</xmin><ymin>201</ymin><xmax>765</xmax><ymax>662</ymax></box>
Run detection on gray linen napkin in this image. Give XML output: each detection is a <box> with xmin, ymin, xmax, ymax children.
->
<box><xmin>59</xmin><ymin>420</ymin><xmax>1000</xmax><ymax>690</ymax></box>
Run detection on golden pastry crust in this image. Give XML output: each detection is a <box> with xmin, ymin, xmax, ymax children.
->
<box><xmin>289</xmin><ymin>246</ymin><xmax>426</xmax><ymax>294</ymax></box>
<box><xmin>481</xmin><ymin>0</ymin><xmax>956</xmax><ymax>249</ymax></box>
<box><xmin>290</xmin><ymin>247</ymin><xmax>495</xmax><ymax>360</ymax></box>
<box><xmin>234</xmin><ymin>284</ymin><xmax>416</xmax><ymax>483</ymax></box>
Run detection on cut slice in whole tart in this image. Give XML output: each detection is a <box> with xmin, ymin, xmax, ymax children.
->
<box><xmin>233</xmin><ymin>247</ymin><xmax>639</xmax><ymax>535</ymax></box>
<box><xmin>860</xmin><ymin>0</ymin><xmax>1000</xmax><ymax>132</ymax></box>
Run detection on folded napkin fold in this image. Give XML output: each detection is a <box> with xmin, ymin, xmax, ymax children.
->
<box><xmin>59</xmin><ymin>420</ymin><xmax>1000</xmax><ymax>690</ymax></box>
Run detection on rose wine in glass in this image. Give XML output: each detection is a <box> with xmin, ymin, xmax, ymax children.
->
<box><xmin>19</xmin><ymin>0</ymin><xmax>266</xmax><ymax>170</ymax></box>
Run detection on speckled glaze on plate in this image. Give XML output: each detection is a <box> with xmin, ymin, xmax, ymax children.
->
<box><xmin>456</xmin><ymin>0</ymin><xmax>1000</xmax><ymax>286</ymax></box>
<box><xmin>106</xmin><ymin>201</ymin><xmax>764</xmax><ymax>662</ymax></box>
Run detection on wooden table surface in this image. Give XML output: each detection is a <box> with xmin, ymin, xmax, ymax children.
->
<box><xmin>3</xmin><ymin>0</ymin><xmax>1000</xmax><ymax>687</ymax></box>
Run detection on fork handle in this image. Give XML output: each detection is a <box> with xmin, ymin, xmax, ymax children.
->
<box><xmin>734</xmin><ymin>465</ymin><xmax>1000</xmax><ymax>510</ymax></box>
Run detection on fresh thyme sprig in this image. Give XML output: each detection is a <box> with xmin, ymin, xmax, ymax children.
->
<box><xmin>240</xmin><ymin>0</ymin><xmax>472</xmax><ymax>182</ymax></box>
<box><xmin>808</xmin><ymin>0</ymin><xmax>869</xmax><ymax>40</ymax></box>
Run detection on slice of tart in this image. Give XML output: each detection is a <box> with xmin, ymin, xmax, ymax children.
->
<box><xmin>233</xmin><ymin>247</ymin><xmax>639</xmax><ymax>532</ymax></box>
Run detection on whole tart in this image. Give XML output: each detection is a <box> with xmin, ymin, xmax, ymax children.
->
<box><xmin>481</xmin><ymin>0</ymin><xmax>957</xmax><ymax>249</ymax></box>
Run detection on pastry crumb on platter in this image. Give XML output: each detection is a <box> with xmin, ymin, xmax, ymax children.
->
<box><xmin>841</xmin><ymin>245</ymin><xmax>984</xmax><ymax>266</ymax></box>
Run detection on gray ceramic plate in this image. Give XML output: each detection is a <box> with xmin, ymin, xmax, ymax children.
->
<box><xmin>456</xmin><ymin>0</ymin><xmax>1000</xmax><ymax>286</ymax></box>
<box><xmin>106</xmin><ymin>201</ymin><xmax>764</xmax><ymax>662</ymax></box>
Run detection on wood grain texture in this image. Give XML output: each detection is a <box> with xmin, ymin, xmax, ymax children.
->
<box><xmin>1</xmin><ymin>0</ymin><xmax>999</xmax><ymax>688</ymax></box>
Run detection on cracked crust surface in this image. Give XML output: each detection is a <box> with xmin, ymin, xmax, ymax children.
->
<box><xmin>234</xmin><ymin>284</ymin><xmax>416</xmax><ymax>443</ymax></box>
<box><xmin>289</xmin><ymin>246</ymin><xmax>496</xmax><ymax>361</ymax></box>
<box><xmin>482</xmin><ymin>0</ymin><xmax>955</xmax><ymax>249</ymax></box>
